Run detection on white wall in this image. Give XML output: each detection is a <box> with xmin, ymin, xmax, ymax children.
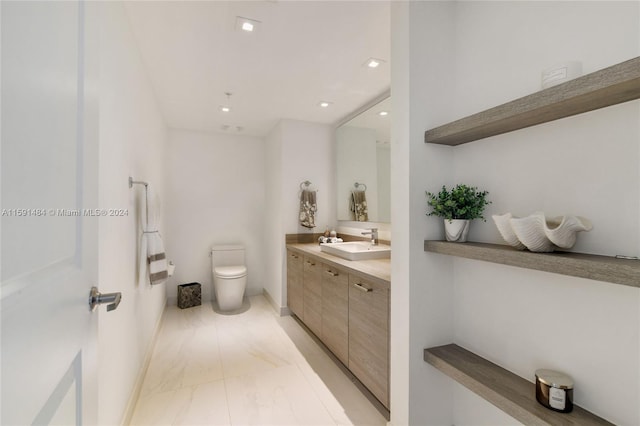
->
<box><xmin>392</xmin><ymin>1</ymin><xmax>640</xmax><ymax>425</ymax></box>
<box><xmin>97</xmin><ymin>3</ymin><xmax>168</xmax><ymax>425</ymax></box>
<box><xmin>281</xmin><ymin>120</ymin><xmax>336</xmax><ymax>234</ymax></box>
<box><xmin>390</xmin><ymin>2</ymin><xmax>457</xmax><ymax>424</ymax></box>
<box><xmin>264</xmin><ymin>123</ymin><xmax>284</xmax><ymax>311</ymax></box>
<box><xmin>263</xmin><ymin>119</ymin><xmax>334</xmax><ymax>311</ymax></box>
<box><xmin>164</xmin><ymin>129</ymin><xmax>266</xmax><ymax>305</ymax></box>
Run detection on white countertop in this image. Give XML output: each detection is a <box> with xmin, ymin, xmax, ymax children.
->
<box><xmin>286</xmin><ymin>243</ymin><xmax>391</xmax><ymax>285</ymax></box>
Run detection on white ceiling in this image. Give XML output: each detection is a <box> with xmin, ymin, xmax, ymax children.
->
<box><xmin>124</xmin><ymin>1</ymin><xmax>391</xmax><ymax>137</ymax></box>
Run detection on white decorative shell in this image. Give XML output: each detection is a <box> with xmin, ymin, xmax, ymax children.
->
<box><xmin>493</xmin><ymin>211</ymin><xmax>592</xmax><ymax>252</ymax></box>
<box><xmin>510</xmin><ymin>212</ymin><xmax>560</xmax><ymax>252</ymax></box>
<box><xmin>492</xmin><ymin>213</ymin><xmax>526</xmax><ymax>250</ymax></box>
<box><xmin>544</xmin><ymin>214</ymin><xmax>593</xmax><ymax>249</ymax></box>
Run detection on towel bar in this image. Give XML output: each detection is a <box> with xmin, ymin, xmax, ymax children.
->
<box><xmin>129</xmin><ymin>176</ymin><xmax>150</xmax><ymax>227</ymax></box>
<box><xmin>300</xmin><ymin>180</ymin><xmax>311</xmax><ymax>190</ymax></box>
<box><xmin>129</xmin><ymin>176</ymin><xmax>148</xmax><ymax>188</ymax></box>
<box><xmin>299</xmin><ymin>180</ymin><xmax>318</xmax><ymax>192</ymax></box>
<box><xmin>354</xmin><ymin>182</ymin><xmax>367</xmax><ymax>191</ymax></box>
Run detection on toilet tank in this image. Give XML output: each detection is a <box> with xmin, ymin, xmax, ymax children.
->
<box><xmin>211</xmin><ymin>245</ymin><xmax>245</xmax><ymax>268</ymax></box>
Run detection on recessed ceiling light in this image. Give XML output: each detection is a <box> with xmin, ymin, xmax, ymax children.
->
<box><xmin>221</xmin><ymin>106</ymin><xmax>231</xmax><ymax>112</ymax></box>
<box><xmin>319</xmin><ymin>101</ymin><xmax>332</xmax><ymax>108</ymax></box>
<box><xmin>365</xmin><ymin>58</ymin><xmax>385</xmax><ymax>68</ymax></box>
<box><xmin>236</xmin><ymin>16</ymin><xmax>261</xmax><ymax>33</ymax></box>
<box><xmin>378</xmin><ymin>111</ymin><xmax>388</xmax><ymax>116</ymax></box>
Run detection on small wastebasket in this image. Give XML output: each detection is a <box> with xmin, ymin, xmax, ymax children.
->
<box><xmin>177</xmin><ymin>282</ymin><xmax>201</xmax><ymax>309</ymax></box>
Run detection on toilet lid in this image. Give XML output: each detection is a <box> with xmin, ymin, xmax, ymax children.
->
<box><xmin>215</xmin><ymin>265</ymin><xmax>247</xmax><ymax>278</ymax></box>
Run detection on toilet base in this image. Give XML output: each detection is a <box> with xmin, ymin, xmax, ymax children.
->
<box><xmin>212</xmin><ymin>296</ymin><xmax>251</xmax><ymax>315</ymax></box>
<box><xmin>216</xmin><ymin>296</ymin><xmax>244</xmax><ymax>312</ymax></box>
<box><xmin>213</xmin><ymin>274</ymin><xmax>247</xmax><ymax>312</ymax></box>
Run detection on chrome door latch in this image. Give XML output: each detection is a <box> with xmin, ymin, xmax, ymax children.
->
<box><xmin>89</xmin><ymin>287</ymin><xmax>122</xmax><ymax>312</ymax></box>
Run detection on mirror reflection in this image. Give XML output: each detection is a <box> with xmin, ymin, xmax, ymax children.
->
<box><xmin>336</xmin><ymin>97</ymin><xmax>390</xmax><ymax>223</ymax></box>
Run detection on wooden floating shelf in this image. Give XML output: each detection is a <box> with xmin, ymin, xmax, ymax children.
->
<box><xmin>424</xmin><ymin>241</ymin><xmax>640</xmax><ymax>288</ymax></box>
<box><xmin>424</xmin><ymin>344</ymin><xmax>613</xmax><ymax>426</ymax></box>
<box><xmin>424</xmin><ymin>56</ymin><xmax>640</xmax><ymax>146</ymax></box>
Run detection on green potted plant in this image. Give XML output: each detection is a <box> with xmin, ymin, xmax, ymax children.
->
<box><xmin>426</xmin><ymin>184</ymin><xmax>490</xmax><ymax>242</ymax></box>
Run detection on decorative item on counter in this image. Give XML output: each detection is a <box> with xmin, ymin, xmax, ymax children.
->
<box><xmin>493</xmin><ymin>211</ymin><xmax>592</xmax><ymax>252</ymax></box>
<box><xmin>535</xmin><ymin>369</ymin><xmax>574</xmax><ymax>413</ymax></box>
<box><xmin>330</xmin><ymin>229</ymin><xmax>337</xmax><ymax>238</ymax></box>
<box><xmin>318</xmin><ymin>236</ymin><xmax>343</xmax><ymax>244</ymax></box>
<box><xmin>426</xmin><ymin>184</ymin><xmax>491</xmax><ymax>242</ymax></box>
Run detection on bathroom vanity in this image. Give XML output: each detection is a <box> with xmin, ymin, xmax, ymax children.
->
<box><xmin>285</xmin><ymin>243</ymin><xmax>391</xmax><ymax>409</ymax></box>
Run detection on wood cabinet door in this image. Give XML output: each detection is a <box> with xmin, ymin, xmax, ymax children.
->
<box><xmin>321</xmin><ymin>264</ymin><xmax>349</xmax><ymax>365</ymax></box>
<box><xmin>286</xmin><ymin>250</ymin><xmax>304</xmax><ymax>318</ymax></box>
<box><xmin>302</xmin><ymin>256</ymin><xmax>323</xmax><ymax>336</ymax></box>
<box><xmin>348</xmin><ymin>275</ymin><xmax>390</xmax><ymax>408</ymax></box>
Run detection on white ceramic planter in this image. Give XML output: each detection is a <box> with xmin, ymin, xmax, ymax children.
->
<box><xmin>444</xmin><ymin>219</ymin><xmax>470</xmax><ymax>242</ymax></box>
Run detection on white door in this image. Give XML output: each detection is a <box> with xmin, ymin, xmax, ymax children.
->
<box><xmin>1</xmin><ymin>2</ymin><xmax>101</xmax><ymax>425</ymax></box>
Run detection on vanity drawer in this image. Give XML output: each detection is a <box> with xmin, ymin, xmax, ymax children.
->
<box><xmin>303</xmin><ymin>256</ymin><xmax>322</xmax><ymax>337</ymax></box>
<box><xmin>286</xmin><ymin>250</ymin><xmax>304</xmax><ymax>318</ymax></box>
<box><xmin>321</xmin><ymin>264</ymin><xmax>349</xmax><ymax>365</ymax></box>
<box><xmin>348</xmin><ymin>275</ymin><xmax>389</xmax><ymax>408</ymax></box>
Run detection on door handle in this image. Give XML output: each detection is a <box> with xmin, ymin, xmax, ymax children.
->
<box><xmin>89</xmin><ymin>287</ymin><xmax>122</xmax><ymax>312</ymax></box>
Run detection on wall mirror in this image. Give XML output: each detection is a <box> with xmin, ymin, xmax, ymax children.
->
<box><xmin>336</xmin><ymin>96</ymin><xmax>390</xmax><ymax>223</ymax></box>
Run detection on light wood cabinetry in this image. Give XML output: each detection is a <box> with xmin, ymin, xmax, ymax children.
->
<box><xmin>321</xmin><ymin>264</ymin><xmax>349</xmax><ymax>365</ymax></box>
<box><xmin>348</xmin><ymin>274</ymin><xmax>390</xmax><ymax>408</ymax></box>
<box><xmin>302</xmin><ymin>256</ymin><xmax>322</xmax><ymax>337</ymax></box>
<box><xmin>286</xmin><ymin>250</ymin><xmax>304</xmax><ymax>318</ymax></box>
<box><xmin>286</xmin><ymin>244</ymin><xmax>391</xmax><ymax>410</ymax></box>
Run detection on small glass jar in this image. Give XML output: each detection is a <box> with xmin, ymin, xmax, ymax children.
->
<box><xmin>535</xmin><ymin>369</ymin><xmax>574</xmax><ymax>413</ymax></box>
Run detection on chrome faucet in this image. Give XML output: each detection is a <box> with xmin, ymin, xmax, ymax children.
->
<box><xmin>361</xmin><ymin>228</ymin><xmax>379</xmax><ymax>245</ymax></box>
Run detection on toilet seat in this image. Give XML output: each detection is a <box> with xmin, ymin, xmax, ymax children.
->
<box><xmin>214</xmin><ymin>265</ymin><xmax>247</xmax><ymax>279</ymax></box>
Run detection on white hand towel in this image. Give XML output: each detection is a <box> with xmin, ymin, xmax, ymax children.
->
<box><xmin>141</xmin><ymin>184</ymin><xmax>168</xmax><ymax>285</ymax></box>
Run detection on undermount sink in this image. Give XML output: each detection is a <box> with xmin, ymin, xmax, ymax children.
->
<box><xmin>320</xmin><ymin>241</ymin><xmax>391</xmax><ymax>261</ymax></box>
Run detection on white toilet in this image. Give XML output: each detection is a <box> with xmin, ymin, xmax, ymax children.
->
<box><xmin>211</xmin><ymin>245</ymin><xmax>247</xmax><ymax>311</ymax></box>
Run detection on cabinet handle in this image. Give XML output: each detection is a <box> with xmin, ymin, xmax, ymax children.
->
<box><xmin>353</xmin><ymin>282</ymin><xmax>372</xmax><ymax>292</ymax></box>
<box><xmin>325</xmin><ymin>270</ymin><xmax>338</xmax><ymax>277</ymax></box>
<box><xmin>306</xmin><ymin>260</ymin><xmax>316</xmax><ymax>266</ymax></box>
<box><xmin>291</xmin><ymin>254</ymin><xmax>298</xmax><ymax>259</ymax></box>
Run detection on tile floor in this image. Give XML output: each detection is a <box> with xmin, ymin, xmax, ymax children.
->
<box><xmin>130</xmin><ymin>295</ymin><xmax>388</xmax><ymax>426</ymax></box>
